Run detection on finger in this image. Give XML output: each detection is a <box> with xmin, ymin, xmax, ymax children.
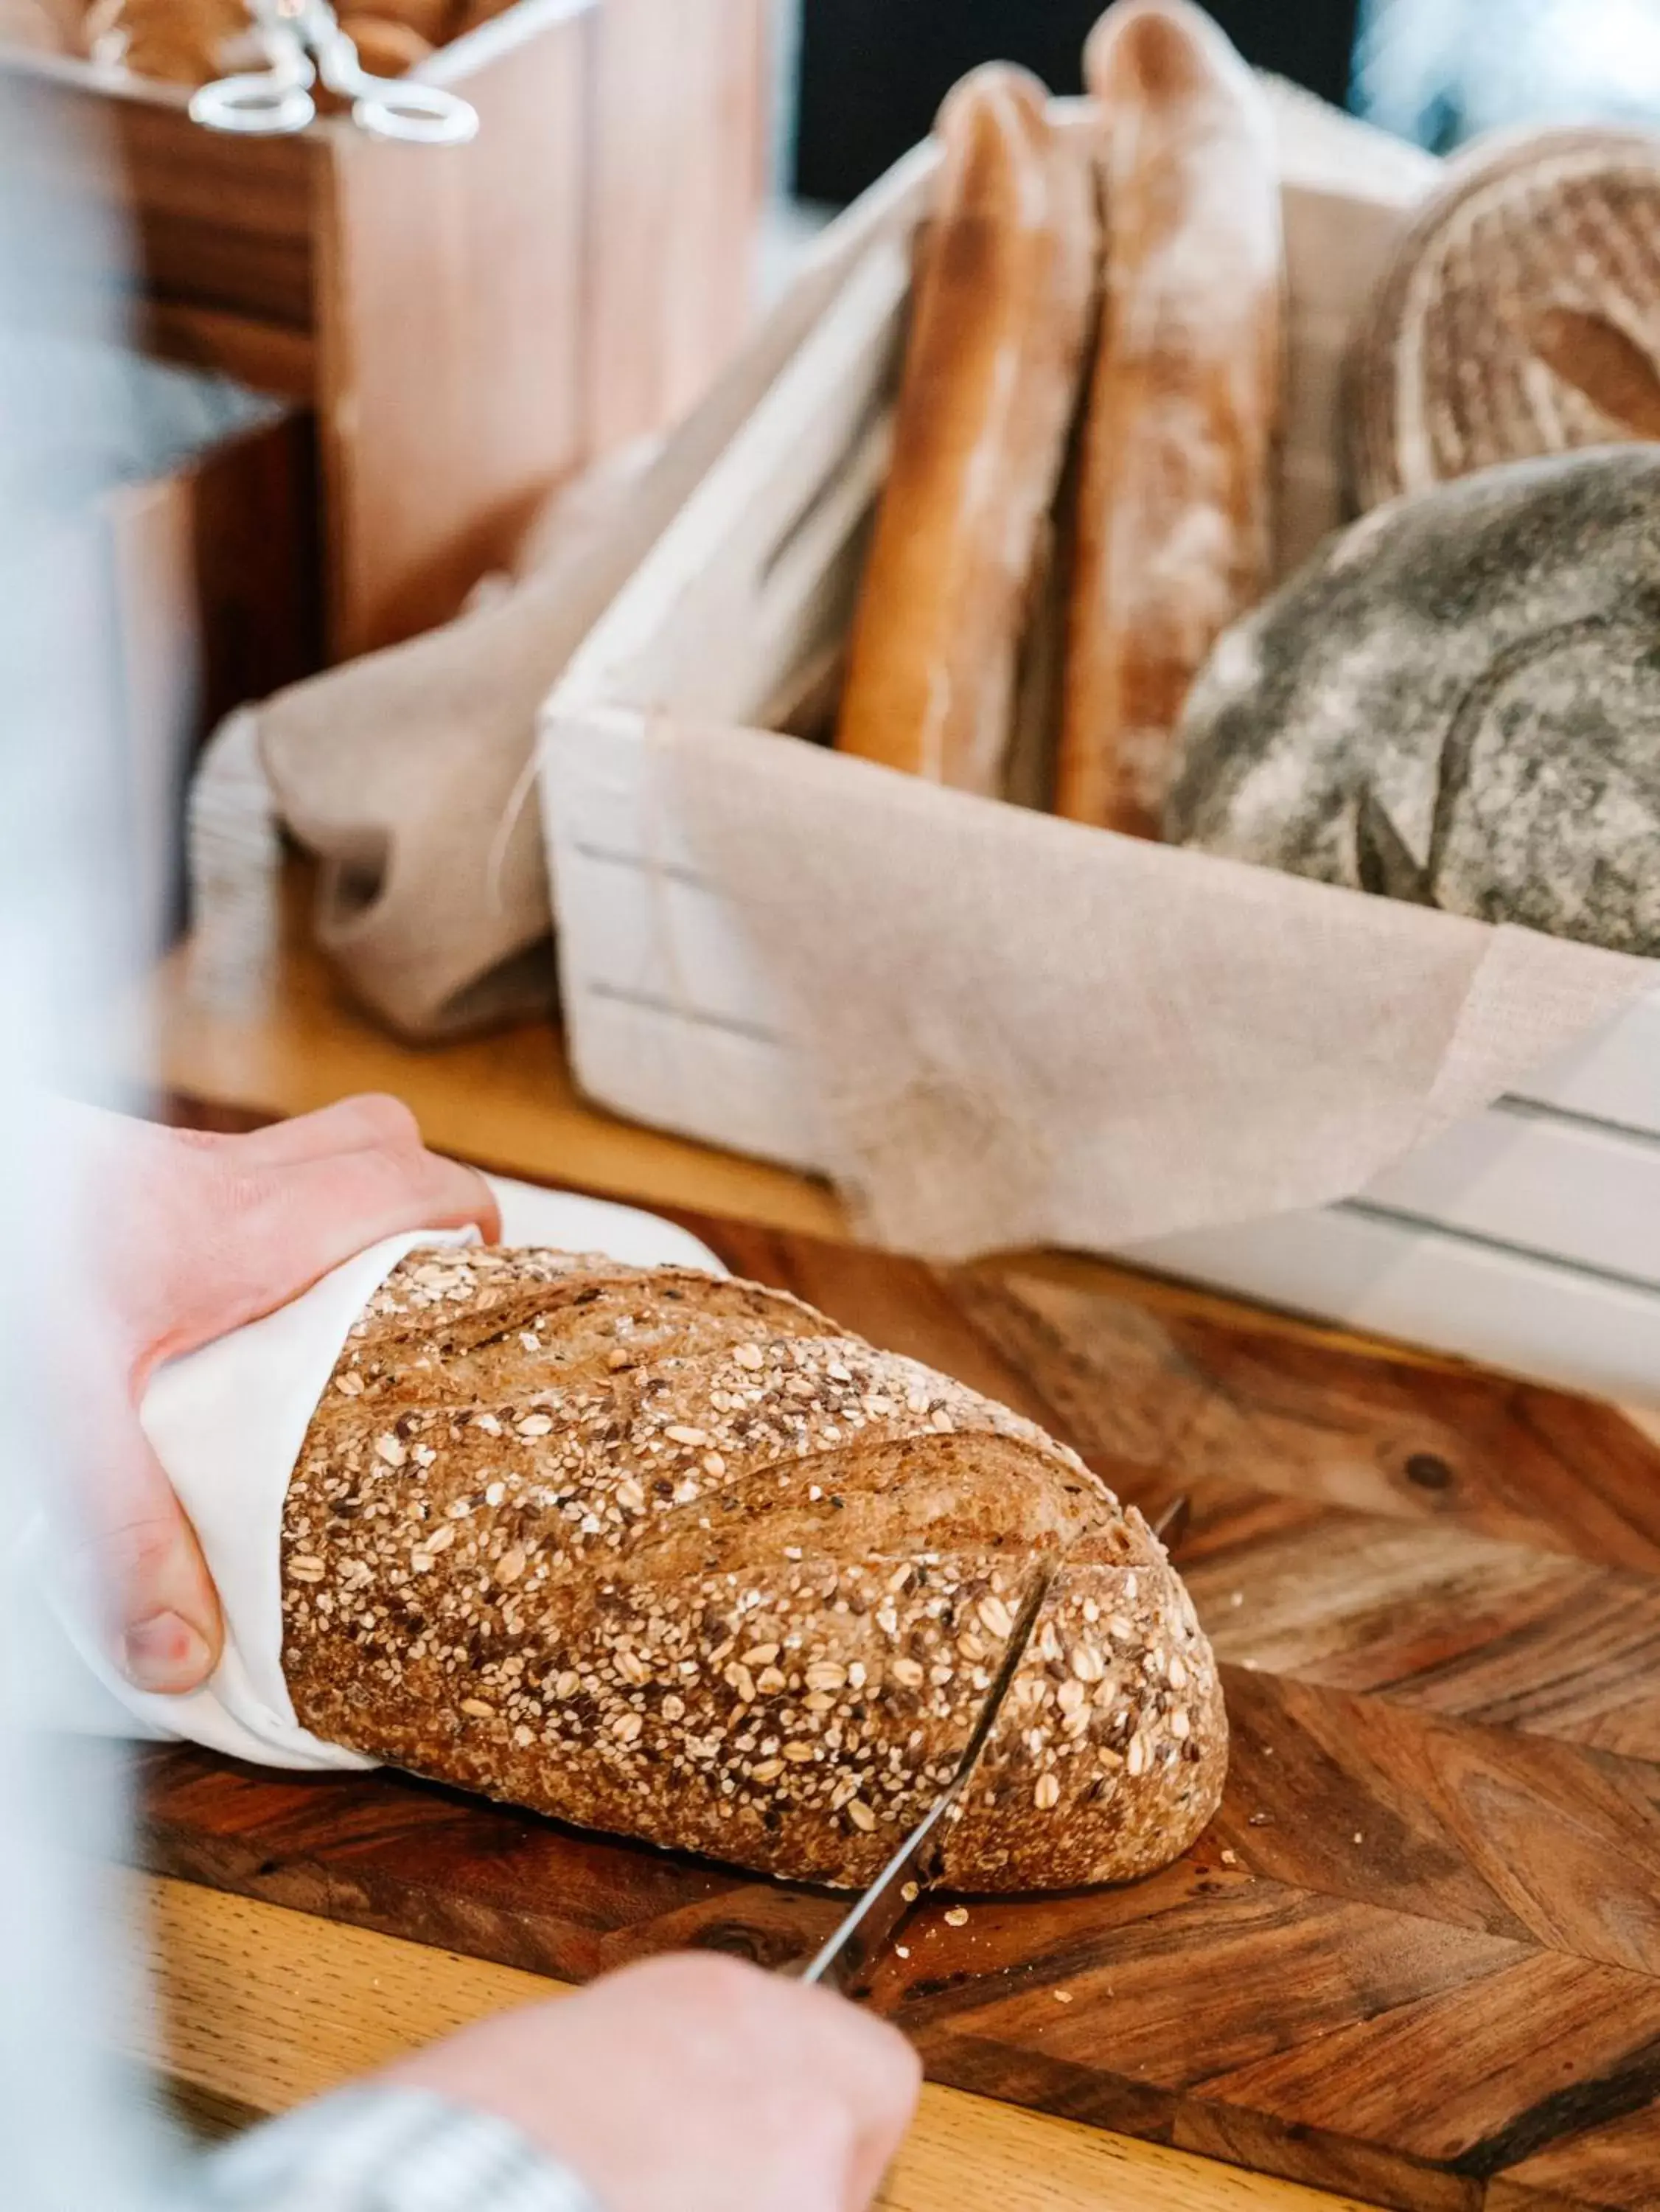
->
<box><xmin>276</xmin><ymin>1141</ymin><xmax>501</xmax><ymax>1262</ymax></box>
<box><xmin>147</xmin><ymin>1141</ymin><xmax>500</xmax><ymax>1363</ymax></box>
<box><xmin>843</xmin><ymin>2051</ymin><xmax>921</xmax><ymax>2212</ymax></box>
<box><xmin>229</xmin><ymin>1095</ymin><xmax>427</xmax><ymax>1169</ymax></box>
<box><xmin>116</xmin><ymin>1519</ymin><xmax>224</xmax><ymax>1692</ymax></box>
<box><xmin>65</xmin><ymin>1368</ymin><xmax>225</xmax><ymax>1691</ymax></box>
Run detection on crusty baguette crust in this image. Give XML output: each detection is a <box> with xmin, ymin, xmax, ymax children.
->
<box><xmin>83</xmin><ymin>0</ymin><xmax>251</xmax><ymax>80</ymax></box>
<box><xmin>834</xmin><ymin>63</ymin><xmax>1097</xmax><ymax>794</ymax></box>
<box><xmin>1056</xmin><ymin>0</ymin><xmax>1282</xmax><ymax>837</ymax></box>
<box><xmin>281</xmin><ymin>1248</ymin><xmax>1226</xmax><ymax>1890</ymax></box>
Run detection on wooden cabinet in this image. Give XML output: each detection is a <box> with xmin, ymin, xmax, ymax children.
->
<box><xmin>1</xmin><ymin>0</ymin><xmax>769</xmax><ymax>660</ymax></box>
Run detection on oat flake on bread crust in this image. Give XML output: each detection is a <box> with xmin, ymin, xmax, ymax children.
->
<box><xmin>280</xmin><ymin>1248</ymin><xmax>1226</xmax><ymax>1890</ymax></box>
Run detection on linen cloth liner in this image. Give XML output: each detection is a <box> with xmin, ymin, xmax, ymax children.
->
<box><xmin>34</xmin><ymin>1183</ymin><xmax>722</xmax><ymax>1766</ymax></box>
<box><xmin>663</xmin><ymin>721</ymin><xmax>1657</xmax><ymax>1261</ymax></box>
<box><xmin>251</xmin><ymin>444</ymin><xmax>661</xmax><ymax>1043</ymax></box>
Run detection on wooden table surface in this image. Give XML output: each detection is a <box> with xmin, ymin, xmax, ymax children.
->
<box><xmin>108</xmin><ymin>867</ymin><xmax>1605</xmax><ymax>2212</ymax></box>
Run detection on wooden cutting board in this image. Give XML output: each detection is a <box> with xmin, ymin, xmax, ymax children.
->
<box><xmin>114</xmin><ymin>1168</ymin><xmax>1660</xmax><ymax>2212</ymax></box>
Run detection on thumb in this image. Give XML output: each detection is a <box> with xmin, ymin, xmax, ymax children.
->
<box><xmin>67</xmin><ymin>1363</ymin><xmax>224</xmax><ymax>1694</ymax></box>
<box><xmin>110</xmin><ymin>1485</ymin><xmax>224</xmax><ymax>1694</ymax></box>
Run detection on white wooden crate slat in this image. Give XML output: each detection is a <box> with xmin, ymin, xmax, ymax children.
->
<box><xmin>1507</xmin><ymin>989</ymin><xmax>1660</xmax><ymax>1135</ymax></box>
<box><xmin>1117</xmin><ymin>1204</ymin><xmax>1660</xmax><ymax>1408</ymax></box>
<box><xmin>555</xmin><ymin>824</ymin><xmax>796</xmax><ymax>1034</ymax></box>
<box><xmin>1358</xmin><ymin>1102</ymin><xmax>1660</xmax><ymax>1278</ymax></box>
<box><xmin>553</xmin><ymin>240</ymin><xmax>911</xmax><ymax>731</ymax></box>
<box><xmin>565</xmin><ymin>987</ymin><xmax>832</xmax><ymax>1171</ymax></box>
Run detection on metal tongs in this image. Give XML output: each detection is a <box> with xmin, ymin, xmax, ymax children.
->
<box><xmin>189</xmin><ymin>0</ymin><xmax>479</xmax><ymax>143</ymax></box>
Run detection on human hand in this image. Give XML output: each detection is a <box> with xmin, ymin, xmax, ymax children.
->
<box><xmin>388</xmin><ymin>1952</ymin><xmax>921</xmax><ymax>2212</ymax></box>
<box><xmin>61</xmin><ymin>1095</ymin><xmax>498</xmax><ymax>1693</ymax></box>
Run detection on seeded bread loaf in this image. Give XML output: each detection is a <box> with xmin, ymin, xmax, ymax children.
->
<box><xmin>280</xmin><ymin>1249</ymin><xmax>1226</xmax><ymax>1891</ymax></box>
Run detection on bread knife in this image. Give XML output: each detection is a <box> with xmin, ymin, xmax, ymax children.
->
<box><xmin>797</xmin><ymin>1495</ymin><xmax>1190</xmax><ymax>1995</ymax></box>
<box><xmin>797</xmin><ymin>1565</ymin><xmax>1051</xmax><ymax>1995</ymax></box>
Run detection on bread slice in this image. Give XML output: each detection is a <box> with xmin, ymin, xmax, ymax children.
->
<box><xmin>281</xmin><ymin>1249</ymin><xmax>1227</xmax><ymax>1889</ymax></box>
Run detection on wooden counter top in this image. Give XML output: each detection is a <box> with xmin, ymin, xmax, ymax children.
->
<box><xmin>124</xmin><ymin>860</ymin><xmax>843</xmax><ymax>1241</ymax></box>
<box><xmin>115</xmin><ymin>1871</ymin><xmax>1370</xmax><ymax>2211</ymax></box>
<box><xmin>99</xmin><ymin>869</ymin><xmax>1472</xmax><ymax>2212</ymax></box>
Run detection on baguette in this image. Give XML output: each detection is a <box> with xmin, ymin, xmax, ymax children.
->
<box><xmin>369</xmin><ymin>0</ymin><xmax>457</xmax><ymax>44</ymax></box>
<box><xmin>1056</xmin><ymin>0</ymin><xmax>1282</xmax><ymax>837</ymax></box>
<box><xmin>281</xmin><ymin>1248</ymin><xmax>1226</xmax><ymax>1891</ymax></box>
<box><xmin>834</xmin><ymin>63</ymin><xmax>1097</xmax><ymax>794</ymax></box>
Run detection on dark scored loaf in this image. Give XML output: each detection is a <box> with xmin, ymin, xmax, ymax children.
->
<box><xmin>279</xmin><ymin>1249</ymin><xmax>1226</xmax><ymax>1891</ymax></box>
<box><xmin>1165</xmin><ymin>446</ymin><xmax>1660</xmax><ymax>959</ymax></box>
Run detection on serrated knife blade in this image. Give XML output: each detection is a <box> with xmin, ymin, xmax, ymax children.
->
<box><xmin>797</xmin><ymin>1565</ymin><xmax>1052</xmax><ymax>1994</ymax></box>
<box><xmin>795</xmin><ymin>1493</ymin><xmax>1190</xmax><ymax>1995</ymax></box>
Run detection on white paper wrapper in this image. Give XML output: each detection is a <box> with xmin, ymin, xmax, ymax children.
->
<box><xmin>29</xmin><ymin>1178</ymin><xmax>723</xmax><ymax>1766</ymax></box>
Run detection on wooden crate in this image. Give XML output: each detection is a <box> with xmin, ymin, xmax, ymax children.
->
<box><xmin>537</xmin><ymin>92</ymin><xmax>1660</xmax><ymax>1408</ymax></box>
<box><xmin>0</xmin><ymin>0</ymin><xmax>768</xmax><ymax>660</ymax></box>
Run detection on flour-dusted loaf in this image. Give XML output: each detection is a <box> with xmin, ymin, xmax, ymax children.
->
<box><xmin>1055</xmin><ymin>0</ymin><xmax>1283</xmax><ymax>838</ymax></box>
<box><xmin>280</xmin><ymin>1248</ymin><xmax>1225</xmax><ymax>1891</ymax></box>
<box><xmin>1347</xmin><ymin>125</ymin><xmax>1660</xmax><ymax>512</ymax></box>
<box><xmin>80</xmin><ymin>0</ymin><xmax>251</xmax><ymax>80</ymax></box>
<box><xmin>1165</xmin><ymin>445</ymin><xmax>1660</xmax><ymax>958</ymax></box>
<box><xmin>834</xmin><ymin>63</ymin><xmax>1097</xmax><ymax>794</ymax></box>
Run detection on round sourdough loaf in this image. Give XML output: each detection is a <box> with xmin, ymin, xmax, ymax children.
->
<box><xmin>1166</xmin><ymin>446</ymin><xmax>1660</xmax><ymax>959</ymax></box>
<box><xmin>1347</xmin><ymin>126</ymin><xmax>1660</xmax><ymax>512</ymax></box>
<box><xmin>279</xmin><ymin>1248</ymin><xmax>1226</xmax><ymax>1891</ymax></box>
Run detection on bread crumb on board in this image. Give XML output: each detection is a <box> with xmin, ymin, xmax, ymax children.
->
<box><xmin>943</xmin><ymin>1905</ymin><xmax>969</xmax><ymax>1927</ymax></box>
